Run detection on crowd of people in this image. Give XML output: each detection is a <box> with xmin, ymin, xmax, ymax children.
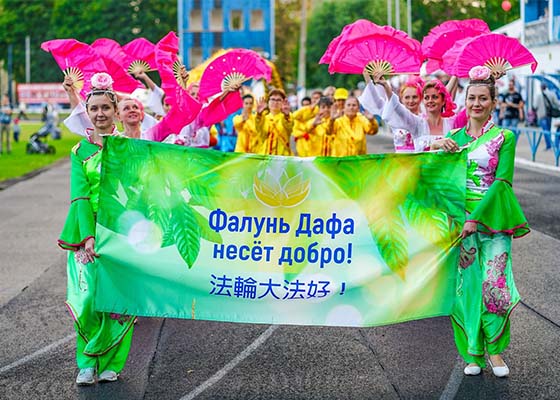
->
<box><xmin>50</xmin><ymin>32</ymin><xmax>535</xmax><ymax>386</ymax></box>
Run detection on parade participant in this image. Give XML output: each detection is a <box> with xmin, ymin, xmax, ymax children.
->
<box><xmin>305</xmin><ymin>96</ymin><xmax>335</xmax><ymax>156</ymax></box>
<box><xmin>135</xmin><ymin>70</ymin><xmax>169</xmax><ymax>118</ymax></box>
<box><xmin>62</xmin><ymin>75</ymin><xmax>158</xmax><ymax>138</ymax></box>
<box><xmin>116</xmin><ymin>97</ymin><xmax>147</xmax><ymax>139</ymax></box>
<box><xmin>57</xmin><ymin>73</ymin><xmax>135</xmax><ymax>385</ymax></box>
<box><xmin>292</xmin><ymin>90</ymin><xmax>323</xmax><ymax>157</ymax></box>
<box><xmin>233</xmin><ymin>94</ymin><xmax>260</xmax><ymax>153</ymax></box>
<box><xmin>360</xmin><ymin>73</ymin><xmax>457</xmax><ymax>151</ymax></box>
<box><xmin>301</xmin><ymin>96</ymin><xmax>311</xmax><ymax>107</ymax></box>
<box><xmin>330</xmin><ymin>96</ymin><xmax>378</xmax><ymax>156</ymax></box>
<box><xmin>333</xmin><ymin>88</ymin><xmax>349</xmax><ymax>118</ymax></box>
<box><xmin>323</xmin><ymin>85</ymin><xmax>336</xmax><ymax>100</ymax></box>
<box><xmin>255</xmin><ymin>89</ymin><xmax>294</xmax><ymax>155</ymax></box>
<box><xmin>431</xmin><ymin>66</ymin><xmax>529</xmax><ymax>378</ymax></box>
<box><xmin>360</xmin><ymin>74</ymin><xmax>424</xmax><ymax>152</ymax></box>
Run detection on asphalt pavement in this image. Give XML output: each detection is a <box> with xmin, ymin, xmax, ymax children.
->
<box><xmin>1</xmin><ymin>129</ymin><xmax>559</xmax><ymax>399</ymax></box>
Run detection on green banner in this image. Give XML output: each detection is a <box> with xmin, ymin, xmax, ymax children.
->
<box><xmin>94</xmin><ymin>136</ymin><xmax>466</xmax><ymax>327</ymax></box>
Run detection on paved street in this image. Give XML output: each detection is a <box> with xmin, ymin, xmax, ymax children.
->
<box><xmin>1</xmin><ymin>131</ymin><xmax>559</xmax><ymax>399</ymax></box>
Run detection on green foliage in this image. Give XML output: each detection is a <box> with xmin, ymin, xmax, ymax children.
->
<box><xmin>171</xmin><ymin>202</ymin><xmax>201</xmax><ymax>268</ymax></box>
<box><xmin>369</xmin><ymin>211</ymin><xmax>409</xmax><ymax>279</ymax></box>
<box><xmin>275</xmin><ymin>0</ymin><xmax>302</xmax><ymax>87</ymax></box>
<box><xmin>98</xmin><ymin>137</ymin><xmax>224</xmax><ymax>269</ymax></box>
<box><xmin>0</xmin><ymin>0</ymin><xmax>177</xmax><ymax>83</ymax></box>
<box><xmin>314</xmin><ymin>152</ymin><xmax>465</xmax><ymax>279</ymax></box>
<box><xmin>306</xmin><ymin>0</ymin><xmax>521</xmax><ymax>89</ymax></box>
<box><xmin>307</xmin><ymin>0</ymin><xmax>392</xmax><ymax>89</ymax></box>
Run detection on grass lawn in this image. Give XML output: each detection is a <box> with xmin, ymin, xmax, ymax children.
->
<box><xmin>0</xmin><ymin>121</ymin><xmax>81</xmax><ymax>182</ymax></box>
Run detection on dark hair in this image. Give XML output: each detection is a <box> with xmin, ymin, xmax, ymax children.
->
<box><xmin>86</xmin><ymin>89</ymin><xmax>118</xmax><ymax>110</ymax></box>
<box><xmin>301</xmin><ymin>96</ymin><xmax>311</xmax><ymax>104</ymax></box>
<box><xmin>318</xmin><ymin>96</ymin><xmax>333</xmax><ymax>107</ymax></box>
<box><xmin>242</xmin><ymin>94</ymin><xmax>254</xmax><ymax>101</ymax></box>
<box><xmin>268</xmin><ymin>88</ymin><xmax>286</xmax><ymax>100</ymax></box>
<box><xmin>466</xmin><ymin>76</ymin><xmax>497</xmax><ymax>100</ymax></box>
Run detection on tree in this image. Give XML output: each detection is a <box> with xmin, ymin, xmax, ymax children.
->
<box><xmin>306</xmin><ymin>0</ymin><xmax>521</xmax><ymax>89</ymax></box>
<box><xmin>0</xmin><ymin>0</ymin><xmax>176</xmax><ymax>84</ymax></box>
<box><xmin>274</xmin><ymin>0</ymin><xmax>302</xmax><ymax>89</ymax></box>
<box><xmin>306</xmin><ymin>0</ymin><xmax>393</xmax><ymax>89</ymax></box>
<box><xmin>0</xmin><ymin>0</ymin><xmax>58</xmax><ymax>84</ymax></box>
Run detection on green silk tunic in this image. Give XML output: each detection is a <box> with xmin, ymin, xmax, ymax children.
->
<box><xmin>447</xmin><ymin>123</ymin><xmax>529</xmax><ymax>365</ymax></box>
<box><xmin>58</xmin><ymin>138</ymin><xmax>134</xmax><ymax>357</ymax></box>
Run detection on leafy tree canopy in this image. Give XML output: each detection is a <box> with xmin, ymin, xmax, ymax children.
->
<box><xmin>0</xmin><ymin>0</ymin><xmax>176</xmax><ymax>83</ymax></box>
<box><xmin>306</xmin><ymin>0</ymin><xmax>520</xmax><ymax>89</ymax></box>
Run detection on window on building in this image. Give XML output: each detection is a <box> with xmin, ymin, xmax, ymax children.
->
<box><xmin>250</xmin><ymin>9</ymin><xmax>264</xmax><ymax>31</ymax></box>
<box><xmin>230</xmin><ymin>10</ymin><xmax>243</xmax><ymax>31</ymax></box>
<box><xmin>210</xmin><ymin>9</ymin><xmax>223</xmax><ymax>31</ymax></box>
<box><xmin>190</xmin><ymin>9</ymin><xmax>202</xmax><ymax>32</ymax></box>
<box><xmin>190</xmin><ymin>47</ymin><xmax>203</xmax><ymax>67</ymax></box>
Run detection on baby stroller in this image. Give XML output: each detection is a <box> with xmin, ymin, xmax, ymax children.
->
<box><xmin>26</xmin><ymin>125</ymin><xmax>56</xmax><ymax>154</ymax></box>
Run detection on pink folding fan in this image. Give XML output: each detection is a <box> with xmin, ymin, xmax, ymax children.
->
<box><xmin>197</xmin><ymin>49</ymin><xmax>271</xmax><ymax>102</ymax></box>
<box><xmin>422</xmin><ymin>19</ymin><xmax>490</xmax><ymax>74</ymax></box>
<box><xmin>441</xmin><ymin>33</ymin><xmax>538</xmax><ymax>78</ymax></box>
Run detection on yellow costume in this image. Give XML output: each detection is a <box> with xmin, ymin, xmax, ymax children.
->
<box><xmin>233</xmin><ymin>113</ymin><xmax>260</xmax><ymax>153</ymax></box>
<box><xmin>292</xmin><ymin>106</ymin><xmax>318</xmax><ymax>157</ymax></box>
<box><xmin>305</xmin><ymin>116</ymin><xmax>334</xmax><ymax>156</ymax></box>
<box><xmin>255</xmin><ymin>111</ymin><xmax>294</xmax><ymax>156</ymax></box>
<box><xmin>331</xmin><ymin>114</ymin><xmax>378</xmax><ymax>156</ymax></box>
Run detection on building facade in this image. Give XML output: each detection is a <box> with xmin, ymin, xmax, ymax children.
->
<box><xmin>178</xmin><ymin>0</ymin><xmax>274</xmax><ymax>68</ymax></box>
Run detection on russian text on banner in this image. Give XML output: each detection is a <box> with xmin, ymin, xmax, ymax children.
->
<box><xmin>94</xmin><ymin>136</ymin><xmax>466</xmax><ymax>327</ymax></box>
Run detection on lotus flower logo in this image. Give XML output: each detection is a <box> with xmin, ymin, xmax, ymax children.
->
<box><xmin>253</xmin><ymin>169</ymin><xmax>311</xmax><ymax>208</ymax></box>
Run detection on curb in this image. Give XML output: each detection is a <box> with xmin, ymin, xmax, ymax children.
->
<box><xmin>515</xmin><ymin>157</ymin><xmax>560</xmax><ymax>174</ymax></box>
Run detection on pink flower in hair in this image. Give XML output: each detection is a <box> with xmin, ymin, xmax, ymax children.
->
<box><xmin>469</xmin><ymin>66</ymin><xmax>491</xmax><ymax>81</ymax></box>
<box><xmin>91</xmin><ymin>72</ymin><xmax>114</xmax><ymax>90</ymax></box>
<box><xmin>428</xmin><ymin>79</ymin><xmax>456</xmax><ymax>118</ymax></box>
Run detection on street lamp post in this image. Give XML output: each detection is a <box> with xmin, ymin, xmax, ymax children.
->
<box><xmin>297</xmin><ymin>0</ymin><xmax>309</xmax><ymax>101</ymax></box>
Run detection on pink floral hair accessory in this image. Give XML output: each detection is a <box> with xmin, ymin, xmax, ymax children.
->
<box><xmin>469</xmin><ymin>66</ymin><xmax>491</xmax><ymax>81</ymax></box>
<box><xmin>400</xmin><ymin>75</ymin><xmax>425</xmax><ymax>98</ymax></box>
<box><xmin>90</xmin><ymin>72</ymin><xmax>114</xmax><ymax>90</ymax></box>
<box><xmin>426</xmin><ymin>79</ymin><xmax>456</xmax><ymax>118</ymax></box>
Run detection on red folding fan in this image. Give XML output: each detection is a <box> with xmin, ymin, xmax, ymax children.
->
<box><xmin>422</xmin><ymin>19</ymin><xmax>490</xmax><ymax>74</ymax></box>
<box><xmin>441</xmin><ymin>33</ymin><xmax>538</xmax><ymax>78</ymax></box>
<box><xmin>197</xmin><ymin>49</ymin><xmax>272</xmax><ymax>102</ymax></box>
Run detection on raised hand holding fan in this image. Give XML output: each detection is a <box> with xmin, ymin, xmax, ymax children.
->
<box><xmin>122</xmin><ymin>38</ymin><xmax>157</xmax><ymax>75</ymax></box>
<box><xmin>441</xmin><ymin>33</ymin><xmax>538</xmax><ymax>78</ymax></box>
<box><xmin>41</xmin><ymin>39</ymin><xmax>108</xmax><ymax>97</ymax></box>
<box><xmin>197</xmin><ymin>49</ymin><xmax>272</xmax><ymax>102</ymax></box>
<box><xmin>321</xmin><ymin>20</ymin><xmax>422</xmax><ymax>79</ymax></box>
<box><xmin>328</xmin><ymin>33</ymin><xmax>422</xmax><ymax>77</ymax></box>
<box><xmin>421</xmin><ymin>19</ymin><xmax>490</xmax><ymax>74</ymax></box>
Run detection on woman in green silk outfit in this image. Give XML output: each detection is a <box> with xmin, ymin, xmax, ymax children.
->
<box><xmin>432</xmin><ymin>66</ymin><xmax>529</xmax><ymax>378</ymax></box>
<box><xmin>58</xmin><ymin>73</ymin><xmax>135</xmax><ymax>385</ymax></box>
